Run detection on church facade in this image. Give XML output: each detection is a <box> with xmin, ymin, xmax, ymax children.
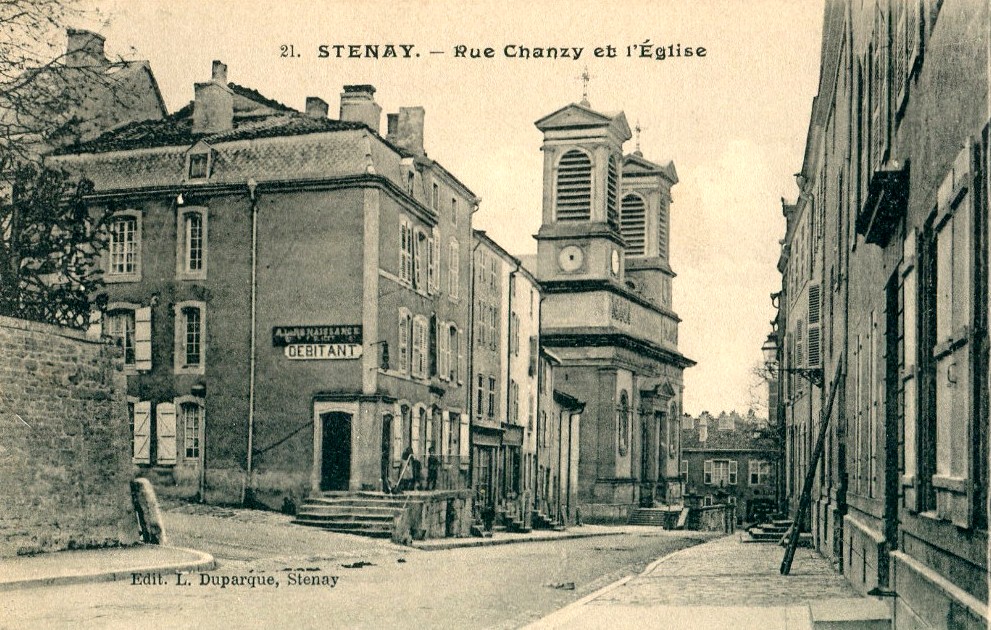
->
<box><xmin>529</xmin><ymin>101</ymin><xmax>695</xmax><ymax>522</ymax></box>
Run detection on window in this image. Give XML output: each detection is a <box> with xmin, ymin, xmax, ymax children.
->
<box><xmin>447</xmin><ymin>324</ymin><xmax>458</xmax><ymax>381</ymax></box>
<box><xmin>449</xmin><ymin>239</ymin><xmax>460</xmax><ymax>299</ymax></box>
<box><xmin>188</xmin><ymin>152</ymin><xmax>209</xmax><ymax>179</ymax></box>
<box><xmin>476</xmin><ymin>374</ymin><xmax>485</xmax><ymax>417</ymax></box>
<box><xmin>703</xmin><ymin>495</ymin><xmax>713</xmax><ymax>507</ymax></box>
<box><xmin>400</xmin><ymin>218</ymin><xmax>413</xmax><ymax>284</ymax></box>
<box><xmin>107</xmin><ymin>212</ymin><xmax>141</xmax><ymax>281</ymax></box>
<box><xmin>681</xmin><ymin>460</ymin><xmax>688</xmax><ymax>482</ymax></box>
<box><xmin>510</xmin><ymin>379</ymin><xmax>519</xmax><ymax>423</ymax></box>
<box><xmin>174</xmin><ymin>301</ymin><xmax>205</xmax><ymax>374</ymax></box>
<box><xmin>620</xmin><ymin>193</ymin><xmax>647</xmax><ymax>256</ymax></box>
<box><xmin>487</xmin><ymin>376</ymin><xmax>496</xmax><ymax>419</ymax></box>
<box><xmin>448</xmin><ymin>412</ymin><xmax>460</xmax><ymax>460</ymax></box>
<box><xmin>438</xmin><ymin>321</ymin><xmax>451</xmax><ymax>381</ymax></box>
<box><xmin>555</xmin><ymin>149</ymin><xmax>592</xmax><ymax>221</ymax></box>
<box><xmin>106</xmin><ymin>309</ymin><xmax>136</xmax><ymax>366</ymax></box>
<box><xmin>397</xmin><ymin>309</ymin><xmax>412</xmax><ymax>374</ymax></box>
<box><xmin>177</xmin><ymin>207</ymin><xmax>207</xmax><ymax>279</ymax></box>
<box><xmin>431</xmin><ymin>182</ymin><xmax>440</xmax><ymax>211</ymax></box>
<box><xmin>179</xmin><ymin>400</ymin><xmax>203</xmax><ymax>459</ymax></box>
<box><xmin>451</xmin><ymin>197</ymin><xmax>458</xmax><ymax>228</ymax></box>
<box><xmin>705</xmin><ymin>459</ymin><xmax>736</xmax><ymax>485</ymax></box>
<box><xmin>749</xmin><ymin>460</ymin><xmax>772</xmax><ymax>486</ymax></box>
<box><xmin>406</xmin><ymin>171</ymin><xmax>415</xmax><ymax>195</ymax></box>
<box><xmin>511</xmin><ymin>312</ymin><xmax>520</xmax><ymax>356</ymax></box>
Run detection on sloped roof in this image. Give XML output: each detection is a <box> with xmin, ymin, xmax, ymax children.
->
<box><xmin>54</xmin><ymin>98</ymin><xmax>366</xmax><ymax>155</ymax></box>
<box><xmin>682</xmin><ymin>413</ymin><xmax>777</xmax><ymax>451</ymax></box>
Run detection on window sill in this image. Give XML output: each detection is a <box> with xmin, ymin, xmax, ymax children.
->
<box><xmin>105</xmin><ymin>273</ymin><xmax>142</xmax><ymax>284</ymax></box>
<box><xmin>932</xmin><ymin>475</ymin><xmax>968</xmax><ymax>494</ymax></box>
<box><xmin>174</xmin><ymin>365</ymin><xmax>205</xmax><ymax>376</ymax></box>
<box><xmin>177</xmin><ymin>271</ymin><xmax>207</xmax><ymax>282</ymax></box>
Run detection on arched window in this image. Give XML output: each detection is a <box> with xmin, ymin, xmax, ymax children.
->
<box><xmin>606</xmin><ymin>154</ymin><xmax>619</xmax><ymax>229</ymax></box>
<box><xmin>617</xmin><ymin>390</ymin><xmax>630</xmax><ymax>456</ymax></box>
<box><xmin>621</xmin><ymin>193</ymin><xmax>647</xmax><ymax>256</ymax></box>
<box><xmin>555</xmin><ymin>149</ymin><xmax>592</xmax><ymax>221</ymax></box>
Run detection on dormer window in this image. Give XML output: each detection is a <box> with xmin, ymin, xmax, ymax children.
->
<box><xmin>186</xmin><ymin>140</ymin><xmax>213</xmax><ymax>180</ymax></box>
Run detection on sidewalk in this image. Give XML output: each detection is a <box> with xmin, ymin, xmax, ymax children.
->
<box><xmin>527</xmin><ymin>533</ymin><xmax>891</xmax><ymax>629</ymax></box>
<box><xmin>0</xmin><ymin>544</ymin><xmax>215</xmax><ymax>591</ymax></box>
<box><xmin>412</xmin><ymin>524</ymin><xmax>625</xmax><ymax>550</ymax></box>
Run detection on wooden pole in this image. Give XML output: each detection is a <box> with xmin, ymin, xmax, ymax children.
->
<box><xmin>780</xmin><ymin>355</ymin><xmax>843</xmax><ymax>575</ymax></box>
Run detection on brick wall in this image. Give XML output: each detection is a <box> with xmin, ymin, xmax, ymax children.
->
<box><xmin>0</xmin><ymin>316</ymin><xmax>137</xmax><ymax>556</ymax></box>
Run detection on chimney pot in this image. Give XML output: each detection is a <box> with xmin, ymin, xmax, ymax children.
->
<box><xmin>339</xmin><ymin>84</ymin><xmax>382</xmax><ymax>133</ymax></box>
<box><xmin>211</xmin><ymin>60</ymin><xmax>228</xmax><ymax>84</ymax></box>
<box><xmin>66</xmin><ymin>29</ymin><xmax>107</xmax><ymax>67</ymax></box>
<box><xmin>305</xmin><ymin>96</ymin><xmax>329</xmax><ymax>118</ymax></box>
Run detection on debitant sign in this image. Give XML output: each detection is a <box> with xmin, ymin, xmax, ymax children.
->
<box><xmin>272</xmin><ymin>325</ymin><xmax>363</xmax><ymax>360</ymax></box>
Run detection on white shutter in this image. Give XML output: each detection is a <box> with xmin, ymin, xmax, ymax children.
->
<box><xmin>156</xmin><ymin>402</ymin><xmax>177</xmax><ymax>464</ymax></box>
<box><xmin>398</xmin><ymin>311</ymin><xmax>409</xmax><ymax>374</ymax></box>
<box><xmin>133</xmin><ymin>401</ymin><xmax>151</xmax><ymax>464</ymax></box>
<box><xmin>459</xmin><ymin>413</ymin><xmax>470</xmax><ymax>464</ymax></box>
<box><xmin>411</xmin><ymin>409</ymin><xmax>420</xmax><ymax>455</ymax></box>
<box><xmin>430</xmin><ymin>227</ymin><xmax>440</xmax><ymax>293</ymax></box>
<box><xmin>135</xmin><ymin>306</ymin><xmax>152</xmax><ymax>371</ymax></box>
<box><xmin>438</xmin><ymin>322</ymin><xmax>448</xmax><ymax>380</ymax></box>
<box><xmin>87</xmin><ymin>309</ymin><xmax>103</xmax><ymax>341</ymax></box>
<box><xmin>457</xmin><ymin>328</ymin><xmax>466</xmax><ymax>385</ymax></box>
<box><xmin>392</xmin><ymin>412</ymin><xmax>403</xmax><ymax>465</ymax></box>
<box><xmin>449</xmin><ymin>240</ymin><xmax>460</xmax><ymax>299</ymax></box>
<box><xmin>440</xmin><ymin>410</ymin><xmax>450</xmax><ymax>457</ymax></box>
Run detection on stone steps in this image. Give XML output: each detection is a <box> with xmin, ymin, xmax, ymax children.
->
<box><xmin>294</xmin><ymin>493</ymin><xmax>408</xmax><ymax>538</ymax></box>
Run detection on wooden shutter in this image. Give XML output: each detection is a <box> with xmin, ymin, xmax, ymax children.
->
<box><xmin>459</xmin><ymin>413</ymin><xmax>470</xmax><ymax>464</ymax></box>
<box><xmin>156</xmin><ymin>402</ymin><xmax>177</xmax><ymax>464</ymax></box>
<box><xmin>440</xmin><ymin>410</ymin><xmax>449</xmax><ymax>457</ymax></box>
<box><xmin>87</xmin><ymin>309</ymin><xmax>103</xmax><ymax>341</ymax></box>
<box><xmin>392</xmin><ymin>412</ymin><xmax>403</xmax><ymax>465</ymax></box>
<box><xmin>411</xmin><ymin>408</ymin><xmax>420</xmax><ymax>456</ymax></box>
<box><xmin>457</xmin><ymin>328</ymin><xmax>466</xmax><ymax>385</ymax></box>
<box><xmin>430</xmin><ymin>228</ymin><xmax>440</xmax><ymax>293</ymax></box>
<box><xmin>133</xmin><ymin>401</ymin><xmax>151</xmax><ymax>464</ymax></box>
<box><xmin>135</xmin><ymin>306</ymin><xmax>152</xmax><ymax>371</ymax></box>
<box><xmin>808</xmin><ymin>284</ymin><xmax>822</xmax><ymax>369</ymax></box>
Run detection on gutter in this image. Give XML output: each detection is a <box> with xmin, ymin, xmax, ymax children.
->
<box><xmin>244</xmin><ymin>178</ymin><xmax>258</xmax><ymax>504</ymax></box>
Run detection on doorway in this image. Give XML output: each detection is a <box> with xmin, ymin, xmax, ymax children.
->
<box><xmin>381</xmin><ymin>414</ymin><xmax>393</xmax><ymax>492</ymax></box>
<box><xmin>320</xmin><ymin>411</ymin><xmax>352</xmax><ymax>491</ymax></box>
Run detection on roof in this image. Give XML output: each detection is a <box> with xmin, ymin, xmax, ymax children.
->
<box><xmin>54</xmin><ymin>101</ymin><xmax>367</xmax><ymax>155</ymax></box>
<box><xmin>681</xmin><ymin>412</ymin><xmax>777</xmax><ymax>451</ymax></box>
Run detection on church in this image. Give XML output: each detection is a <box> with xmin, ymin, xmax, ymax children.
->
<box><xmin>526</xmin><ymin>97</ymin><xmax>695</xmax><ymax>522</ymax></box>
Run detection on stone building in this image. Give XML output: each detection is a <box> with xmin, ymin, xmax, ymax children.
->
<box><xmin>469</xmin><ymin>231</ymin><xmax>541</xmax><ymax>527</ymax></box>
<box><xmin>528</xmin><ymin>99</ymin><xmax>695</xmax><ymax>522</ymax></box>
<box><xmin>681</xmin><ymin>411</ymin><xmax>779</xmax><ymax>523</ymax></box>
<box><xmin>1</xmin><ymin>29</ymin><xmax>166</xmax><ymax>163</ymax></box>
<box><xmin>774</xmin><ymin>1</ymin><xmax>989</xmax><ymax>626</ymax></box>
<box><xmin>49</xmin><ymin>61</ymin><xmax>476</xmax><ymax>509</ymax></box>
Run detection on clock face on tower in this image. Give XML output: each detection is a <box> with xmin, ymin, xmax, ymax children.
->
<box><xmin>611</xmin><ymin>249</ymin><xmax>621</xmax><ymax>276</ymax></box>
<box><xmin>558</xmin><ymin>245</ymin><xmax>584</xmax><ymax>272</ymax></box>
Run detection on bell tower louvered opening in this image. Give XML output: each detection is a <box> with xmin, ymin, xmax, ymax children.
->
<box><xmin>555</xmin><ymin>149</ymin><xmax>592</xmax><ymax>221</ymax></box>
<box><xmin>606</xmin><ymin>154</ymin><xmax>619</xmax><ymax>229</ymax></box>
<box><xmin>621</xmin><ymin>193</ymin><xmax>646</xmax><ymax>256</ymax></box>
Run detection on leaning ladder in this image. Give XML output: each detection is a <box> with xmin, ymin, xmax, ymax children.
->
<box><xmin>780</xmin><ymin>356</ymin><xmax>844</xmax><ymax>575</ymax></box>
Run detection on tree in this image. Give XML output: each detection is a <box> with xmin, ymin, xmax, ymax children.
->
<box><xmin>0</xmin><ymin>163</ymin><xmax>108</xmax><ymax>328</ymax></box>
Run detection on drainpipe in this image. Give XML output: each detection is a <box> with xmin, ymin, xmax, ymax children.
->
<box><xmin>244</xmin><ymin>178</ymin><xmax>259</xmax><ymax>505</ymax></box>
<box><xmin>506</xmin><ymin>265</ymin><xmax>519</xmax><ymax>501</ymax></box>
<box><xmin>467</xmin><ymin>222</ymin><xmax>482</xmax><ymax>498</ymax></box>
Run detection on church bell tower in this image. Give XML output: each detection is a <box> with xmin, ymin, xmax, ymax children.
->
<box><xmin>533</xmin><ymin>102</ymin><xmax>632</xmax><ymax>284</ymax></box>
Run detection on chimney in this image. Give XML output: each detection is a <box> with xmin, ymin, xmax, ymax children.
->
<box><xmin>339</xmin><ymin>85</ymin><xmax>381</xmax><ymax>133</ymax></box>
<box><xmin>386</xmin><ymin>106</ymin><xmax>425</xmax><ymax>157</ymax></box>
<box><xmin>66</xmin><ymin>29</ymin><xmax>107</xmax><ymax>67</ymax></box>
<box><xmin>192</xmin><ymin>60</ymin><xmax>233</xmax><ymax>134</ymax></box>
<box><xmin>305</xmin><ymin>97</ymin><xmax>329</xmax><ymax>118</ymax></box>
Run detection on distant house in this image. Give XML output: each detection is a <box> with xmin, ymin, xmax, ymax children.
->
<box><xmin>681</xmin><ymin>411</ymin><xmax>779</xmax><ymax>522</ymax></box>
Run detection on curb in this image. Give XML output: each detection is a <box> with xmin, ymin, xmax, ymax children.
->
<box><xmin>520</xmin><ymin>574</ymin><xmax>635</xmax><ymax>629</ymax></box>
<box><xmin>412</xmin><ymin>530</ymin><xmax>625</xmax><ymax>551</ymax></box>
<box><xmin>522</xmin><ymin>534</ymin><xmax>722</xmax><ymax>629</ymax></box>
<box><xmin>639</xmin><ymin>532</ymin><xmax>733</xmax><ymax>575</ymax></box>
<box><xmin>0</xmin><ymin>546</ymin><xmax>217</xmax><ymax>592</ymax></box>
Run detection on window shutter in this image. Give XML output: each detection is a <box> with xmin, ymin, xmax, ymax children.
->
<box><xmin>438</xmin><ymin>322</ymin><xmax>449</xmax><ymax>380</ymax></box>
<box><xmin>413</xmin><ymin>230</ymin><xmax>424</xmax><ymax>289</ymax></box>
<box><xmin>430</xmin><ymin>228</ymin><xmax>440</xmax><ymax>293</ymax></box>
<box><xmin>428</xmin><ymin>314</ymin><xmax>438</xmax><ymax>377</ymax></box>
<box><xmin>704</xmin><ymin>460</ymin><xmax>713</xmax><ymax>484</ymax></box>
<box><xmin>411</xmin><ymin>409</ymin><xmax>420</xmax><ymax>455</ymax></box>
<box><xmin>135</xmin><ymin>306</ymin><xmax>152</xmax><ymax>371</ymax></box>
<box><xmin>133</xmin><ymin>401</ymin><xmax>151</xmax><ymax>464</ymax></box>
<box><xmin>398</xmin><ymin>311</ymin><xmax>409</xmax><ymax>374</ymax></box>
<box><xmin>449</xmin><ymin>240</ymin><xmax>460</xmax><ymax>299</ymax></box>
<box><xmin>902</xmin><ymin>229</ymin><xmax>918</xmax><ymax>488</ymax></box>
<box><xmin>808</xmin><ymin>284</ymin><xmax>822</xmax><ymax>369</ymax></box>
<box><xmin>87</xmin><ymin>309</ymin><xmax>103</xmax><ymax>341</ymax></box>
<box><xmin>457</xmin><ymin>328</ymin><xmax>465</xmax><ymax>385</ymax></box>
<box><xmin>392</xmin><ymin>414</ymin><xmax>403</xmax><ymax>465</ymax></box>
<box><xmin>440</xmin><ymin>410</ymin><xmax>449</xmax><ymax>457</ymax></box>
<box><xmin>729</xmin><ymin>460</ymin><xmax>738</xmax><ymax>485</ymax></box>
<box><xmin>156</xmin><ymin>402</ymin><xmax>177</xmax><ymax>464</ymax></box>
<box><xmin>459</xmin><ymin>413</ymin><xmax>470</xmax><ymax>464</ymax></box>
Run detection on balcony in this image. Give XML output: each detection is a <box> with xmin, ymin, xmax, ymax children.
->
<box><xmin>855</xmin><ymin>160</ymin><xmax>910</xmax><ymax>247</ymax></box>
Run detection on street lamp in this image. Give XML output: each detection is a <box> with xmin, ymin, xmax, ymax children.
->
<box><xmin>761</xmin><ymin>333</ymin><xmax>778</xmax><ymax>376</ymax></box>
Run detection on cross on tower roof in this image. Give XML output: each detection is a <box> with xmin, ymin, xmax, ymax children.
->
<box><xmin>634</xmin><ymin>120</ymin><xmax>646</xmax><ymax>156</ymax></box>
<box><xmin>578</xmin><ymin>66</ymin><xmax>592</xmax><ymax>106</ymax></box>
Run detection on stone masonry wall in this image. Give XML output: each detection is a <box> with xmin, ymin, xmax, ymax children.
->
<box><xmin>0</xmin><ymin>315</ymin><xmax>138</xmax><ymax>556</ymax></box>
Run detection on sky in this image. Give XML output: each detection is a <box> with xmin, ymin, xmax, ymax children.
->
<box><xmin>67</xmin><ymin>0</ymin><xmax>825</xmax><ymax>416</ymax></box>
